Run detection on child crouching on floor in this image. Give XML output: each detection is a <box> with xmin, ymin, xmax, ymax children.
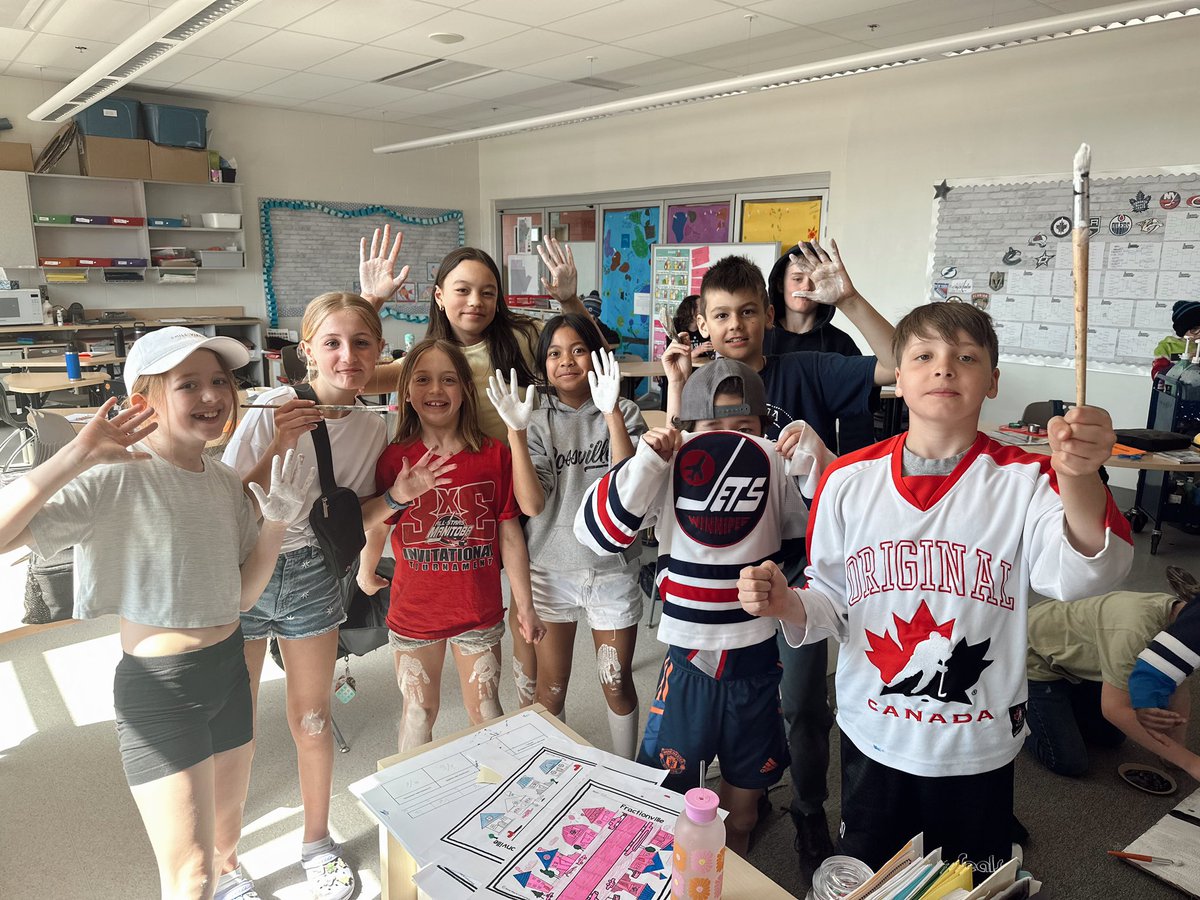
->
<box><xmin>575</xmin><ymin>357</ymin><xmax>832</xmax><ymax>854</ymax></box>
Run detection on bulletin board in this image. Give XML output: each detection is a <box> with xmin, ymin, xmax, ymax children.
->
<box><xmin>259</xmin><ymin>198</ymin><xmax>464</xmax><ymax>326</ymax></box>
<box><xmin>930</xmin><ymin>170</ymin><xmax>1200</xmax><ymax>374</ymax></box>
<box><xmin>739</xmin><ymin>197</ymin><xmax>822</xmax><ymax>244</ymax></box>
<box><xmin>649</xmin><ymin>242</ymin><xmax>780</xmax><ymax>359</ymax></box>
<box><xmin>601</xmin><ymin>206</ymin><xmax>660</xmax><ymax>354</ymax></box>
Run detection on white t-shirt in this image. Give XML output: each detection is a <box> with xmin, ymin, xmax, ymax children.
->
<box><xmin>222</xmin><ymin>385</ymin><xmax>388</xmax><ymax>553</ymax></box>
<box><xmin>28</xmin><ymin>449</ymin><xmax>259</xmax><ymax>629</ymax></box>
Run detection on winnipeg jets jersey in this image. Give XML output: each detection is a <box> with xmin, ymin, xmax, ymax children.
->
<box><xmin>575</xmin><ymin>431</ymin><xmax>808</xmax><ymax>651</ymax></box>
<box><xmin>789</xmin><ymin>432</ymin><xmax>1134</xmax><ymax>777</ymax></box>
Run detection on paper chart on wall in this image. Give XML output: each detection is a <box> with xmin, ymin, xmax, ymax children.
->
<box><xmin>477</xmin><ymin>776</ymin><xmax>685</xmax><ymax>900</ymax></box>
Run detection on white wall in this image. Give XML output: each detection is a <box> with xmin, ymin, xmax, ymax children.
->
<box><xmin>474</xmin><ymin>17</ymin><xmax>1200</xmax><ymax>487</ymax></box>
<box><xmin>0</xmin><ymin>74</ymin><xmax>478</xmax><ymax>346</ymax></box>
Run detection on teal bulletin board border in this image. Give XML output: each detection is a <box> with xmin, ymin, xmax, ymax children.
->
<box><xmin>259</xmin><ymin>199</ymin><xmax>465</xmax><ymax>327</ymax></box>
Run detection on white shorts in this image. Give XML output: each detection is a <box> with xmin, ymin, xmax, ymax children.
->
<box><xmin>530</xmin><ymin>561</ymin><xmax>644</xmax><ymax>631</ymax></box>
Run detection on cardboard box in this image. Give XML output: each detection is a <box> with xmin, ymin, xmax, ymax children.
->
<box><xmin>0</xmin><ymin>141</ymin><xmax>35</xmax><ymax>172</ymax></box>
<box><xmin>149</xmin><ymin>143</ymin><xmax>209</xmax><ymax>184</ymax></box>
<box><xmin>77</xmin><ymin>135</ymin><xmax>151</xmax><ymax>179</ymax></box>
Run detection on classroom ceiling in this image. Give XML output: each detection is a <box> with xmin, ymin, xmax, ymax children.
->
<box><xmin>0</xmin><ymin>0</ymin><xmax>1160</xmax><ymax>132</ymax></box>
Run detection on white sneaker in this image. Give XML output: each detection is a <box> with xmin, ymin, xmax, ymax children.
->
<box><xmin>303</xmin><ymin>845</ymin><xmax>355</xmax><ymax>900</ymax></box>
<box><xmin>215</xmin><ymin>867</ymin><xmax>262</xmax><ymax>900</ymax></box>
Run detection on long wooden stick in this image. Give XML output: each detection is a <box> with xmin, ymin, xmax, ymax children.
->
<box><xmin>1072</xmin><ymin>143</ymin><xmax>1091</xmax><ymax>407</ymax></box>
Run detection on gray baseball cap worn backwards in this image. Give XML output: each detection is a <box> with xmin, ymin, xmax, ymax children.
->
<box><xmin>678</xmin><ymin>357</ymin><xmax>767</xmax><ymax>421</ymax></box>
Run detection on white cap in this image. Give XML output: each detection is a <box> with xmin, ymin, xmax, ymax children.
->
<box><xmin>124</xmin><ymin>326</ymin><xmax>250</xmax><ymax>392</ymax></box>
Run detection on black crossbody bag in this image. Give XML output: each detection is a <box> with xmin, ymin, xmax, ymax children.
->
<box><xmin>293</xmin><ymin>384</ymin><xmax>366</xmax><ymax>578</ymax></box>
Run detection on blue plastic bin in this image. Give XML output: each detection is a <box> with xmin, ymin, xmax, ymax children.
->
<box><xmin>74</xmin><ymin>96</ymin><xmax>142</xmax><ymax>139</ymax></box>
<box><xmin>142</xmin><ymin>103</ymin><xmax>208</xmax><ymax>149</ymax></box>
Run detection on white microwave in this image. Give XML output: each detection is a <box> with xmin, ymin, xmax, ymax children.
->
<box><xmin>0</xmin><ymin>290</ymin><xmax>44</xmax><ymax>326</ymax></box>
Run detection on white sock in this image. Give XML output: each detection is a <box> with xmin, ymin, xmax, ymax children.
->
<box><xmin>608</xmin><ymin>704</ymin><xmax>639</xmax><ymax>759</ymax></box>
<box><xmin>301</xmin><ymin>834</ymin><xmax>336</xmax><ymax>863</ymax></box>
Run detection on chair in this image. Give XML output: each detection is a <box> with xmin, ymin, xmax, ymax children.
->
<box><xmin>0</xmin><ymin>379</ymin><xmax>36</xmax><ymax>476</ymax></box>
<box><xmin>28</xmin><ymin>409</ymin><xmax>76</xmax><ymax>463</ymax></box>
<box><xmin>1021</xmin><ymin>400</ymin><xmax>1069</xmax><ymax>428</ymax></box>
<box><xmin>19</xmin><ymin>411</ymin><xmax>79</xmax><ymax>625</ymax></box>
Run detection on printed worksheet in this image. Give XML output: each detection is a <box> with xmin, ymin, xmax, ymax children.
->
<box><xmin>477</xmin><ymin>777</ymin><xmax>685</xmax><ymax>900</ymax></box>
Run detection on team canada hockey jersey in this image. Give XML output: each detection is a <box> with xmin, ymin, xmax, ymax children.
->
<box><xmin>575</xmin><ymin>430</ymin><xmax>811</xmax><ymax>651</ymax></box>
<box><xmin>788</xmin><ymin>432</ymin><xmax>1134</xmax><ymax>777</ymax></box>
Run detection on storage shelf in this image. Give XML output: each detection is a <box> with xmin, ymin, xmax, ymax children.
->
<box><xmin>147</xmin><ymin>226</ymin><xmax>243</xmax><ymax>232</ymax></box>
<box><xmin>34</xmin><ymin>222</ymin><xmax>144</xmax><ymax>229</ymax></box>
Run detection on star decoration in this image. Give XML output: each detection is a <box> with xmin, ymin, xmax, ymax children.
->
<box><xmin>933</xmin><ymin>180</ymin><xmax>952</xmax><ymax>200</ymax></box>
<box><xmin>1034</xmin><ymin>251</ymin><xmax>1054</xmax><ymax>268</ymax></box>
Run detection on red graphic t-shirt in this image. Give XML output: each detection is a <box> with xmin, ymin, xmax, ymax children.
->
<box><xmin>376</xmin><ymin>437</ymin><xmax>519</xmax><ymax>640</ymax></box>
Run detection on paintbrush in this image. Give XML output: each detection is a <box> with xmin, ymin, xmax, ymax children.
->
<box><xmin>1072</xmin><ymin>142</ymin><xmax>1091</xmax><ymax>407</ymax></box>
<box><xmin>240</xmin><ymin>402</ymin><xmax>398</xmax><ymax>412</ymax></box>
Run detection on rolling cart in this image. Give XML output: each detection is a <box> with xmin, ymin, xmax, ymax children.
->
<box><xmin>1126</xmin><ymin>354</ymin><xmax>1200</xmax><ymax>553</ymax></box>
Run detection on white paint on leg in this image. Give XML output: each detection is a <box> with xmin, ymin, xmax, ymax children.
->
<box><xmin>396</xmin><ymin>655</ymin><xmax>429</xmax><ymax>705</ymax></box>
<box><xmin>512</xmin><ymin>657</ymin><xmax>536</xmax><ymax>705</ymax></box>
<box><xmin>299</xmin><ymin>709</ymin><xmax>326</xmax><ymax>736</ymax></box>
<box><xmin>397</xmin><ymin>655</ymin><xmax>434</xmax><ymax>750</ymax></box>
<box><xmin>597</xmin><ymin>643</ymin><xmax>622</xmax><ymax>688</ymax></box>
<box><xmin>471</xmin><ymin>653</ymin><xmax>503</xmax><ymax>720</ymax></box>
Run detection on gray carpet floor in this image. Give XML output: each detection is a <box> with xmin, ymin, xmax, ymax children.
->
<box><xmin>1</xmin><ymin>489</ymin><xmax>1197</xmax><ymax>899</ymax></box>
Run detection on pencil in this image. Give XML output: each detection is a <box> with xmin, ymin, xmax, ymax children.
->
<box><xmin>1107</xmin><ymin>850</ymin><xmax>1181</xmax><ymax>865</ymax></box>
<box><xmin>239</xmin><ymin>402</ymin><xmax>397</xmax><ymax>412</ymax></box>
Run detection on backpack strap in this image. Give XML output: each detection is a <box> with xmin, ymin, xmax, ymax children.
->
<box><xmin>292</xmin><ymin>383</ymin><xmax>336</xmax><ymax>495</ymax></box>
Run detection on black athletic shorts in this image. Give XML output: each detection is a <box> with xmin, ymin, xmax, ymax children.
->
<box><xmin>114</xmin><ymin>626</ymin><xmax>252</xmax><ymax>787</ymax></box>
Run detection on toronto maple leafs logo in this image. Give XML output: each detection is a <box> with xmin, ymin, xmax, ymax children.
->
<box><xmin>865</xmin><ymin>600</ymin><xmax>993</xmax><ymax>704</ymax></box>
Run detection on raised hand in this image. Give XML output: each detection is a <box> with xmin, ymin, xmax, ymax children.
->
<box><xmin>486</xmin><ymin>368</ymin><xmax>535</xmax><ymax>432</ymax></box>
<box><xmin>390</xmin><ymin>448</ymin><xmax>456</xmax><ymax>504</ymax></box>
<box><xmin>358</xmin><ymin>224</ymin><xmax>410</xmax><ymax>310</ymax></box>
<box><xmin>248</xmin><ymin>449</ymin><xmax>317</xmax><ymax>523</ymax></box>
<box><xmin>269</xmin><ymin>397</ymin><xmax>323</xmax><ymax>453</ymax></box>
<box><xmin>72</xmin><ymin>397</ymin><xmax>157</xmax><ymax>466</ymax></box>
<box><xmin>789</xmin><ymin>239</ymin><xmax>858</xmax><ymax>306</ymax></box>
<box><xmin>587</xmin><ymin>349</ymin><xmax>621</xmax><ymax>414</ymax></box>
<box><xmin>643</xmin><ymin>426</ymin><xmax>681</xmax><ymax>461</ymax></box>
<box><xmin>536</xmin><ymin>238</ymin><xmax>577</xmax><ymax>303</ymax></box>
<box><xmin>661</xmin><ymin>332</ymin><xmax>694</xmax><ymax>384</ymax></box>
<box><xmin>1047</xmin><ymin>406</ymin><xmax>1116</xmax><ymax>477</ymax></box>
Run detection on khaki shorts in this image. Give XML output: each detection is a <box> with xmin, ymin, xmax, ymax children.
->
<box><xmin>388</xmin><ymin>619</ymin><xmax>505</xmax><ymax>656</ymax></box>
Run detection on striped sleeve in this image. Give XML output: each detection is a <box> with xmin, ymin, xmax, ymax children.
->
<box><xmin>574</xmin><ymin>440</ymin><xmax>670</xmax><ymax>556</ymax></box>
<box><xmin>1129</xmin><ymin>602</ymin><xmax>1200</xmax><ymax>709</ymax></box>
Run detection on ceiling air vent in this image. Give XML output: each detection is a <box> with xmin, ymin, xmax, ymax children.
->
<box><xmin>375</xmin><ymin>59</ymin><xmax>500</xmax><ymax>91</ymax></box>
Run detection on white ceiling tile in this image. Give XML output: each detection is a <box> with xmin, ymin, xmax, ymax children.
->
<box><xmin>14</xmin><ymin>32</ymin><xmax>117</xmax><ymax>71</ymax></box>
<box><xmin>253</xmin><ymin>70</ymin><xmax>357</xmax><ymax>100</ymax></box>
<box><xmin>3</xmin><ymin>61</ymin><xmax>85</xmax><ymax>82</ymax></box>
<box><xmin>615</xmin><ymin>8</ymin><xmax>795</xmax><ymax>57</ymax></box>
<box><xmin>377</xmin><ymin>90</ymin><xmax>479</xmax><ymax>114</ymax></box>
<box><xmin>370</xmin><ymin>9</ymin><xmax>528</xmax><ymax>55</ymax></box>
<box><xmin>171</xmin><ymin>85</ymin><xmax>246</xmax><ymax>101</ymax></box>
<box><xmin>233</xmin><ymin>92</ymin><xmax>305</xmax><ymax>108</ymax></box>
<box><xmin>672</xmin><ymin>27</ymin><xmax>860</xmax><ymax>72</ymax></box>
<box><xmin>445</xmin><ymin>27</ymin><xmax>594</xmax><ymax>69</ymax></box>
<box><xmin>40</xmin><ymin>0</ymin><xmax>156</xmax><ymax>43</ymax></box>
<box><xmin>295</xmin><ymin>98</ymin><xmax>366</xmax><ymax>116</ymax></box>
<box><xmin>182</xmin><ymin>59</ymin><xmax>294</xmax><ymax>91</ymax></box>
<box><xmin>857</xmin><ymin>6</ymin><xmax>1052</xmax><ymax>47</ymax></box>
<box><xmin>808</xmin><ymin>0</ymin><xmax>1042</xmax><ymax>42</ymax></box>
<box><xmin>602</xmin><ymin>58</ymin><xmax>726</xmax><ymax>88</ymax></box>
<box><xmin>317</xmin><ymin>81</ymin><xmax>430</xmax><ymax>108</ymax></box>
<box><xmin>134</xmin><ymin>53</ymin><xmax>217</xmax><ymax>86</ymax></box>
<box><xmin>383</xmin><ymin>113</ymin><xmax>455</xmax><ymax>129</ymax></box>
<box><xmin>306</xmin><ymin>44</ymin><xmax>436</xmax><ymax>80</ymax></box>
<box><xmin>434</xmin><ymin>70</ymin><xmax>558</xmax><ymax>100</ymax></box>
<box><xmin>234</xmin><ymin>0</ymin><xmax>336</xmax><ymax>29</ymax></box>
<box><xmin>287</xmin><ymin>0</ymin><xmax>445</xmax><ymax>42</ymax></box>
<box><xmin>460</xmin><ymin>0</ymin><xmax>621</xmax><ymax>28</ymax></box>
<box><xmin>1038</xmin><ymin>0</ymin><xmax>1137</xmax><ymax>11</ymax></box>
<box><xmin>229</xmin><ymin>30</ymin><xmax>359</xmax><ymax>68</ymax></box>
<box><xmin>513</xmin><ymin>44</ymin><xmax>659</xmax><ymax>81</ymax></box>
<box><xmin>548</xmin><ymin>0</ymin><xmax>731</xmax><ymax>42</ymax></box>
<box><xmin>748</xmin><ymin>0</ymin><xmax>915</xmax><ymax>26</ymax></box>
<box><xmin>0</xmin><ymin>26</ymin><xmax>34</xmax><ymax>60</ymax></box>
<box><xmin>502</xmin><ymin>81</ymin><xmax>608</xmax><ymax>110</ymax></box>
<box><xmin>183</xmin><ymin>21</ymin><xmax>276</xmax><ymax>59</ymax></box>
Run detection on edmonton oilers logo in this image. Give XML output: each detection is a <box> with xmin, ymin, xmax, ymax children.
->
<box><xmin>673</xmin><ymin>432</ymin><xmax>770</xmax><ymax>547</ymax></box>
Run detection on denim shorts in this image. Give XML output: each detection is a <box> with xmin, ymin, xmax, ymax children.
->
<box><xmin>241</xmin><ymin>545</ymin><xmax>347</xmax><ymax>641</ymax></box>
<box><xmin>114</xmin><ymin>627</ymin><xmax>252</xmax><ymax>787</ymax></box>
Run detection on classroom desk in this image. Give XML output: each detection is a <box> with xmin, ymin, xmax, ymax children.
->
<box><xmin>375</xmin><ymin>706</ymin><xmax>794</xmax><ymax>900</ymax></box>
<box><xmin>4</xmin><ymin>353</ymin><xmax>122</xmax><ymax>370</ymax></box>
<box><xmin>2</xmin><ymin>371</ymin><xmax>111</xmax><ymax>410</ymax></box>
<box><xmin>981</xmin><ymin>425</ymin><xmax>1200</xmax><ymax>472</ymax></box>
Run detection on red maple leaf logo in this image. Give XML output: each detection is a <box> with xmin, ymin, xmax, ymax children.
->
<box><xmin>865</xmin><ymin>600</ymin><xmax>955</xmax><ymax>684</ymax></box>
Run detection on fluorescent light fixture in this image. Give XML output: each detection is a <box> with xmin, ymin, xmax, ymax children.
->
<box><xmin>374</xmin><ymin>0</ymin><xmax>1199</xmax><ymax>154</ymax></box>
<box><xmin>27</xmin><ymin>0</ymin><xmax>269</xmax><ymax>123</ymax></box>
<box><xmin>14</xmin><ymin>0</ymin><xmax>70</xmax><ymax>31</ymax></box>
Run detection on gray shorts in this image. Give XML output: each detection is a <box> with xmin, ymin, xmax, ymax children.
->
<box><xmin>388</xmin><ymin>619</ymin><xmax>505</xmax><ymax>655</ymax></box>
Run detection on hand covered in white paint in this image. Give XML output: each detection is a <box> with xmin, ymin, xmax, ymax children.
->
<box><xmin>486</xmin><ymin>368</ymin><xmax>535</xmax><ymax>432</ymax></box>
<box><xmin>536</xmin><ymin>237</ymin><xmax>577</xmax><ymax>303</ymax></box>
<box><xmin>789</xmin><ymin>239</ymin><xmax>858</xmax><ymax>306</ymax></box>
<box><xmin>248</xmin><ymin>449</ymin><xmax>316</xmax><ymax>523</ymax></box>
<box><xmin>358</xmin><ymin>224</ymin><xmax>410</xmax><ymax>310</ymax></box>
<box><xmin>587</xmin><ymin>349</ymin><xmax>622</xmax><ymax>414</ymax></box>
<box><xmin>777</xmin><ymin>420</ymin><xmax>836</xmax><ymax>499</ymax></box>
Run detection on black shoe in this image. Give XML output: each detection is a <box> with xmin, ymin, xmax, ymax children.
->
<box><xmin>791</xmin><ymin>809</ymin><xmax>835</xmax><ymax>886</ymax></box>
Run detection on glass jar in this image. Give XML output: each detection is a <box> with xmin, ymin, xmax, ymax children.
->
<box><xmin>806</xmin><ymin>855</ymin><xmax>874</xmax><ymax>900</ymax></box>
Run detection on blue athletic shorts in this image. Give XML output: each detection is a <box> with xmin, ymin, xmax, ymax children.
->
<box><xmin>638</xmin><ymin>636</ymin><xmax>789</xmax><ymax>792</ymax></box>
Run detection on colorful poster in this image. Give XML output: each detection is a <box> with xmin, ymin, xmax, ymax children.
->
<box><xmin>740</xmin><ymin>198</ymin><xmax>822</xmax><ymax>244</ymax></box>
<box><xmin>667</xmin><ymin>202</ymin><xmax>730</xmax><ymax>243</ymax></box>
<box><xmin>602</xmin><ymin>207</ymin><xmax>660</xmax><ymax>352</ymax></box>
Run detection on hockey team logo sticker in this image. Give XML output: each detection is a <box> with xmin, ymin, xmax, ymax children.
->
<box><xmin>865</xmin><ymin>600</ymin><xmax>993</xmax><ymax>704</ymax></box>
<box><xmin>673</xmin><ymin>432</ymin><xmax>769</xmax><ymax>547</ymax></box>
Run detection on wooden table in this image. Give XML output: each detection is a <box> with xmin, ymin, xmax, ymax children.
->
<box><xmin>2</xmin><ymin>371</ymin><xmax>111</xmax><ymax>410</ymax></box>
<box><xmin>375</xmin><ymin>706</ymin><xmax>793</xmax><ymax>900</ymax></box>
<box><xmin>11</xmin><ymin>353</ymin><xmax>122</xmax><ymax>369</ymax></box>
<box><xmin>982</xmin><ymin>425</ymin><xmax>1200</xmax><ymax>473</ymax></box>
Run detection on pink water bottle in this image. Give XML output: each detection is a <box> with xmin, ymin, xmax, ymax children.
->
<box><xmin>671</xmin><ymin>788</ymin><xmax>725</xmax><ymax>899</ymax></box>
